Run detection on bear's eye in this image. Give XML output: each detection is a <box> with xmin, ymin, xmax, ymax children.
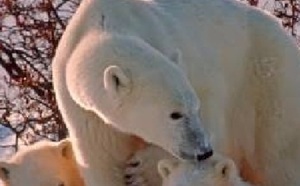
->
<box><xmin>58</xmin><ymin>182</ymin><xmax>65</xmax><ymax>186</ymax></box>
<box><xmin>170</xmin><ymin>112</ymin><xmax>183</xmax><ymax>120</ymax></box>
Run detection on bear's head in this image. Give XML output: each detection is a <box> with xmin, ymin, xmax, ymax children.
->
<box><xmin>66</xmin><ymin>32</ymin><xmax>212</xmax><ymax>161</ymax></box>
<box><xmin>0</xmin><ymin>139</ymin><xmax>84</xmax><ymax>186</ymax></box>
<box><xmin>158</xmin><ymin>155</ymin><xmax>250</xmax><ymax>186</ymax></box>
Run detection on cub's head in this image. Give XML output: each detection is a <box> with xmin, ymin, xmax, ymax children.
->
<box><xmin>0</xmin><ymin>139</ymin><xmax>84</xmax><ymax>186</ymax></box>
<box><xmin>158</xmin><ymin>155</ymin><xmax>250</xmax><ymax>186</ymax></box>
<box><xmin>66</xmin><ymin>33</ymin><xmax>212</xmax><ymax>161</ymax></box>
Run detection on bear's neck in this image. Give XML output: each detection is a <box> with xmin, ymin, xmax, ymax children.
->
<box><xmin>53</xmin><ymin>63</ymin><xmax>137</xmax><ymax>186</ymax></box>
<box><xmin>65</xmin><ymin>105</ymin><xmax>136</xmax><ymax>186</ymax></box>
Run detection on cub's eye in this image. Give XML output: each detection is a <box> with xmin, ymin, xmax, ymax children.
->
<box><xmin>170</xmin><ymin>112</ymin><xmax>183</xmax><ymax>120</ymax></box>
<box><xmin>58</xmin><ymin>182</ymin><xmax>65</xmax><ymax>186</ymax></box>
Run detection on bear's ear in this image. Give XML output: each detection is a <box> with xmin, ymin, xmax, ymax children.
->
<box><xmin>58</xmin><ymin>139</ymin><xmax>73</xmax><ymax>159</ymax></box>
<box><xmin>0</xmin><ymin>162</ymin><xmax>12</xmax><ymax>181</ymax></box>
<box><xmin>103</xmin><ymin>65</ymin><xmax>131</xmax><ymax>104</ymax></box>
<box><xmin>158</xmin><ymin>159</ymin><xmax>179</xmax><ymax>179</ymax></box>
<box><xmin>215</xmin><ymin>158</ymin><xmax>236</xmax><ymax>179</ymax></box>
<box><xmin>170</xmin><ymin>49</ymin><xmax>185</xmax><ymax>71</ymax></box>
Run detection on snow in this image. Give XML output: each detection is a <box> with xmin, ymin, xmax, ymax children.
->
<box><xmin>0</xmin><ymin>125</ymin><xmax>16</xmax><ymax>161</ymax></box>
<box><xmin>0</xmin><ymin>125</ymin><xmax>15</xmax><ymax>185</ymax></box>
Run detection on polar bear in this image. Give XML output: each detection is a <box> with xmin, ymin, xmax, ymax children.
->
<box><xmin>54</xmin><ymin>32</ymin><xmax>212</xmax><ymax>186</ymax></box>
<box><xmin>158</xmin><ymin>156</ymin><xmax>251</xmax><ymax>186</ymax></box>
<box><xmin>0</xmin><ymin>139</ymin><xmax>84</xmax><ymax>186</ymax></box>
<box><xmin>52</xmin><ymin>0</ymin><xmax>300</xmax><ymax>185</ymax></box>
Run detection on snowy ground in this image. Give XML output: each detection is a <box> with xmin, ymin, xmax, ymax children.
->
<box><xmin>0</xmin><ymin>126</ymin><xmax>15</xmax><ymax>186</ymax></box>
<box><xmin>0</xmin><ymin>125</ymin><xmax>16</xmax><ymax>160</ymax></box>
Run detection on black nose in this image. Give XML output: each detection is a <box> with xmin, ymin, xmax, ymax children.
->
<box><xmin>196</xmin><ymin>150</ymin><xmax>213</xmax><ymax>161</ymax></box>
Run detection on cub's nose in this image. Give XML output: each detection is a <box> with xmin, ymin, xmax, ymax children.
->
<box><xmin>196</xmin><ymin>149</ymin><xmax>213</xmax><ymax>161</ymax></box>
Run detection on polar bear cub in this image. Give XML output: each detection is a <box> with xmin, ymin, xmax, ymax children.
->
<box><xmin>158</xmin><ymin>156</ymin><xmax>251</xmax><ymax>186</ymax></box>
<box><xmin>0</xmin><ymin>139</ymin><xmax>84</xmax><ymax>186</ymax></box>
<box><xmin>125</xmin><ymin>146</ymin><xmax>249</xmax><ymax>186</ymax></box>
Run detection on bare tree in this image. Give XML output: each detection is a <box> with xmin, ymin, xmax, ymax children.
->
<box><xmin>242</xmin><ymin>0</ymin><xmax>299</xmax><ymax>43</ymax></box>
<box><xmin>274</xmin><ymin>0</ymin><xmax>300</xmax><ymax>42</ymax></box>
<box><xmin>239</xmin><ymin>0</ymin><xmax>260</xmax><ymax>6</ymax></box>
<box><xmin>0</xmin><ymin>0</ymin><xmax>79</xmax><ymax>151</ymax></box>
<box><xmin>248</xmin><ymin>0</ymin><xmax>259</xmax><ymax>6</ymax></box>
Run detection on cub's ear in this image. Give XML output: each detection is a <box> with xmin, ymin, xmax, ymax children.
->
<box><xmin>215</xmin><ymin>158</ymin><xmax>237</xmax><ymax>179</ymax></box>
<box><xmin>158</xmin><ymin>159</ymin><xmax>179</xmax><ymax>179</ymax></box>
<box><xmin>103</xmin><ymin>65</ymin><xmax>131</xmax><ymax>102</ymax></box>
<box><xmin>0</xmin><ymin>162</ymin><xmax>12</xmax><ymax>181</ymax></box>
<box><xmin>58</xmin><ymin>139</ymin><xmax>73</xmax><ymax>159</ymax></box>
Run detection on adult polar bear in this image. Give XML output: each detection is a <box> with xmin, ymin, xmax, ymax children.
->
<box><xmin>53</xmin><ymin>0</ymin><xmax>213</xmax><ymax>186</ymax></box>
<box><xmin>52</xmin><ymin>0</ymin><xmax>300</xmax><ymax>186</ymax></box>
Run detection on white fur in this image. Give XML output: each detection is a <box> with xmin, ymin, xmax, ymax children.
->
<box><xmin>159</xmin><ymin>155</ymin><xmax>251</xmax><ymax>186</ymax></box>
<box><xmin>54</xmin><ymin>32</ymin><xmax>209</xmax><ymax>186</ymax></box>
<box><xmin>125</xmin><ymin>145</ymin><xmax>175</xmax><ymax>186</ymax></box>
<box><xmin>53</xmin><ymin>0</ymin><xmax>300</xmax><ymax>185</ymax></box>
<box><xmin>0</xmin><ymin>140</ymin><xmax>84</xmax><ymax>186</ymax></box>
